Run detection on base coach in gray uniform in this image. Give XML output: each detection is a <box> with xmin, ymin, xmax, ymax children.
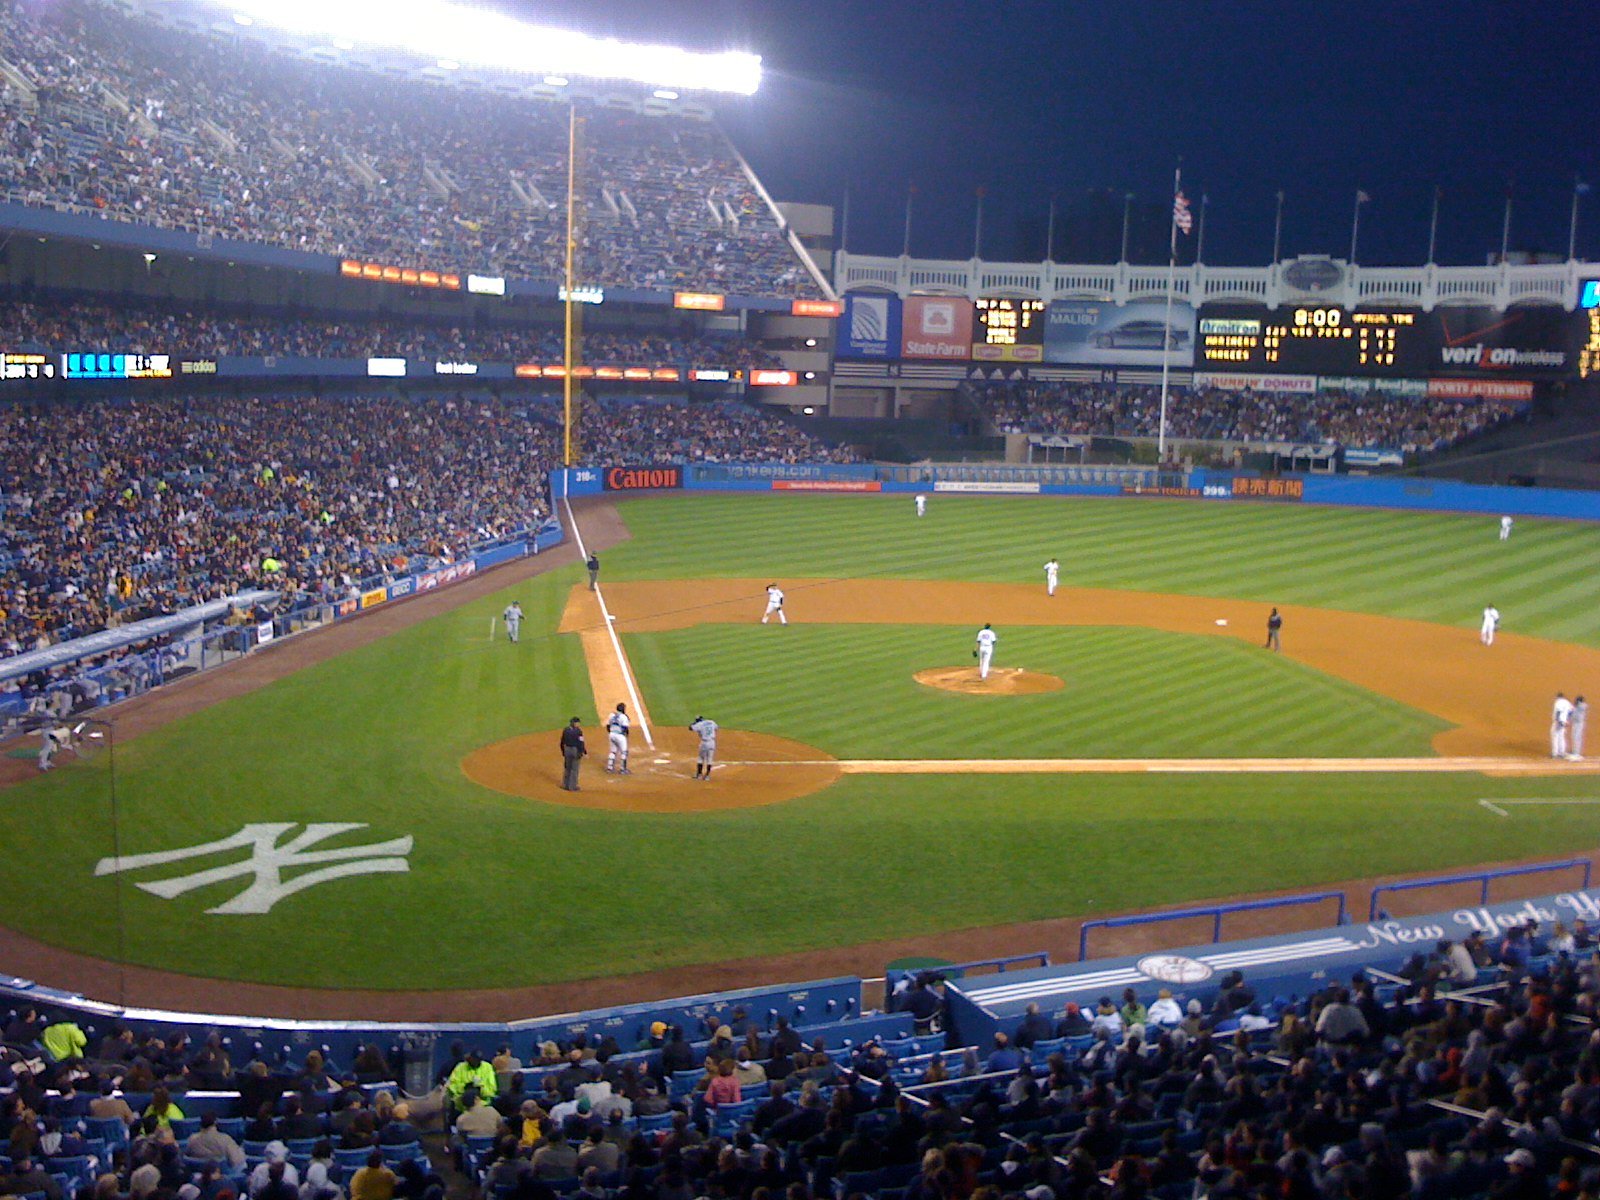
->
<box><xmin>559</xmin><ymin>717</ymin><xmax>587</xmax><ymax>790</ymax></box>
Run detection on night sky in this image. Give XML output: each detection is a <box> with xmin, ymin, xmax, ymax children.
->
<box><xmin>512</xmin><ymin>0</ymin><xmax>1600</xmax><ymax>267</ymax></box>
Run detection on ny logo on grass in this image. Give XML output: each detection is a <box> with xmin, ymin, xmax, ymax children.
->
<box><xmin>94</xmin><ymin>823</ymin><xmax>413</xmax><ymax>915</ymax></box>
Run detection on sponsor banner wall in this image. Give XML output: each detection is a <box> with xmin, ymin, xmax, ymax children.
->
<box><xmin>256</xmin><ymin>621</ymin><xmax>275</xmax><ymax>646</ymax></box>
<box><xmin>839</xmin><ymin>294</ymin><xmax>901</xmax><ymax>359</ymax></box>
<box><xmin>901</xmin><ymin>296</ymin><xmax>974</xmax><ymax>360</ymax></box>
<box><xmin>1428</xmin><ymin>305</ymin><xmax>1571</xmax><ymax>377</ymax></box>
<box><xmin>1044</xmin><ymin>300</ymin><xmax>1196</xmax><ymax>368</ymax></box>
<box><xmin>688</xmin><ymin>463</ymin><xmax>878</xmax><ymax>483</ymax></box>
<box><xmin>1192</xmin><ymin>372</ymin><xmax>1317</xmax><ymax>394</ymax></box>
<box><xmin>1427</xmin><ymin>378</ymin><xmax>1535</xmax><ymax>401</ymax></box>
<box><xmin>602</xmin><ymin>464</ymin><xmax>684</xmax><ymax>491</ymax></box>
<box><xmin>360</xmin><ymin>588</ymin><xmax>387</xmax><ymax>609</ymax></box>
<box><xmin>933</xmin><ymin>480</ymin><xmax>1041</xmax><ymax>494</ymax></box>
<box><xmin>771</xmin><ymin>479</ymin><xmax>882</xmax><ymax>492</ymax></box>
<box><xmin>1317</xmin><ymin>376</ymin><xmax>1429</xmax><ymax>398</ymax></box>
<box><xmin>387</xmin><ymin>577</ymin><xmax>416</xmax><ymax>600</ymax></box>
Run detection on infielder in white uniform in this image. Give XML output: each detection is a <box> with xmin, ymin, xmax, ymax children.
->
<box><xmin>974</xmin><ymin>623</ymin><xmax>997</xmax><ymax>680</ymax></box>
<box><xmin>1552</xmin><ymin>692</ymin><xmax>1575</xmax><ymax>758</ymax></box>
<box><xmin>605</xmin><ymin>702</ymin><xmax>631</xmax><ymax>774</ymax></box>
<box><xmin>761</xmin><ymin>584</ymin><xmax>787</xmax><ymax>625</ymax></box>
<box><xmin>689</xmin><ymin>715</ymin><xmax>718</xmax><ymax>779</ymax></box>
<box><xmin>1481</xmin><ymin>604</ymin><xmax>1500</xmax><ymax>646</ymax></box>
<box><xmin>503</xmin><ymin>601</ymin><xmax>523</xmax><ymax>644</ymax></box>
<box><xmin>1500</xmin><ymin>515</ymin><xmax>1513</xmax><ymax>541</ymax></box>
<box><xmin>1571</xmin><ymin>696</ymin><xmax>1588</xmax><ymax>761</ymax></box>
<box><xmin>37</xmin><ymin>723</ymin><xmax>68</xmax><ymax>772</ymax></box>
<box><xmin>915</xmin><ymin>494</ymin><xmax>927</xmax><ymax>517</ymax></box>
<box><xmin>1044</xmin><ymin>558</ymin><xmax>1060</xmax><ymax>597</ymax></box>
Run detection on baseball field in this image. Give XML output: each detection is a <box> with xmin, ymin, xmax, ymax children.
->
<box><xmin>7</xmin><ymin>492</ymin><xmax>1600</xmax><ymax>1003</ymax></box>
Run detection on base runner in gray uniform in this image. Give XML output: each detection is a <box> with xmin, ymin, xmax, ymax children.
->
<box><xmin>689</xmin><ymin>715</ymin><xmax>719</xmax><ymax>780</ymax></box>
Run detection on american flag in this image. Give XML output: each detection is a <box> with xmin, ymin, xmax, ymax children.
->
<box><xmin>1172</xmin><ymin>191</ymin><xmax>1193</xmax><ymax>235</ymax></box>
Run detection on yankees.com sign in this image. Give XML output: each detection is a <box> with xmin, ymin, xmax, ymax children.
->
<box><xmin>603</xmin><ymin>465</ymin><xmax>684</xmax><ymax>491</ymax></box>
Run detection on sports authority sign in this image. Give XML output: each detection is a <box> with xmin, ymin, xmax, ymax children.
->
<box><xmin>603</xmin><ymin>465</ymin><xmax>684</xmax><ymax>491</ymax></box>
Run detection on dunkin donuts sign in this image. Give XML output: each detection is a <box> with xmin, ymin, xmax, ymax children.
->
<box><xmin>603</xmin><ymin>465</ymin><xmax>684</xmax><ymax>491</ymax></box>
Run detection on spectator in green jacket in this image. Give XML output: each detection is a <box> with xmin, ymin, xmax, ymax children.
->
<box><xmin>40</xmin><ymin>1020</ymin><xmax>86</xmax><ymax>1064</ymax></box>
<box><xmin>446</xmin><ymin>1050</ymin><xmax>497</xmax><ymax>1110</ymax></box>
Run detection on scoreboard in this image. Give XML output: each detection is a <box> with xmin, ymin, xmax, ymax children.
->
<box><xmin>973</xmin><ymin>297</ymin><xmax>1045</xmax><ymax>362</ymax></box>
<box><xmin>1198</xmin><ymin>305</ymin><xmax>1429</xmax><ymax>376</ymax></box>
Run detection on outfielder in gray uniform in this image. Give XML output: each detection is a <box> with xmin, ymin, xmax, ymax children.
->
<box><xmin>503</xmin><ymin>601</ymin><xmax>523</xmax><ymax>644</ymax></box>
<box><xmin>689</xmin><ymin>715</ymin><xmax>719</xmax><ymax>780</ymax></box>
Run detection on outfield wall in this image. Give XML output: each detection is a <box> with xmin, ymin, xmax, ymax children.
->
<box><xmin>557</xmin><ymin>462</ymin><xmax>1600</xmax><ymax>520</ymax></box>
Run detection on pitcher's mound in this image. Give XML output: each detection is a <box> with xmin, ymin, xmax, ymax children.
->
<box><xmin>914</xmin><ymin>667</ymin><xmax>1065</xmax><ymax>695</ymax></box>
<box><xmin>461</xmin><ymin>726</ymin><xmax>841</xmax><ymax>813</ymax></box>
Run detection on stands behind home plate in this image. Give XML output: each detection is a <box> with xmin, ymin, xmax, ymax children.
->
<box><xmin>942</xmin><ymin>888</ymin><xmax>1600</xmax><ymax>1048</ymax></box>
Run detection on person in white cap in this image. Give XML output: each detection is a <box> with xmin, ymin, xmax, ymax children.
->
<box><xmin>1500</xmin><ymin>515</ymin><xmax>1513</xmax><ymax>541</ymax></box>
<box><xmin>604</xmin><ymin>703</ymin><xmax>631</xmax><ymax>774</ymax></box>
<box><xmin>1481</xmin><ymin>604</ymin><xmax>1499</xmax><ymax>647</ymax></box>
<box><xmin>1044</xmin><ymin>558</ymin><xmax>1060</xmax><ymax>597</ymax></box>
<box><xmin>1570</xmin><ymin>696</ymin><xmax>1588</xmax><ymax>761</ymax></box>
<box><xmin>915</xmin><ymin>494</ymin><xmax>927</xmax><ymax>517</ymax></box>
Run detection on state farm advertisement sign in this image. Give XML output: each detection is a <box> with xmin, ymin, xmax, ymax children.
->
<box><xmin>901</xmin><ymin>296</ymin><xmax>974</xmax><ymax>361</ymax></box>
<box><xmin>603</xmin><ymin>464</ymin><xmax>684</xmax><ymax>491</ymax></box>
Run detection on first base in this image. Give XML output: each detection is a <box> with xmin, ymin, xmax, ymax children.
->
<box><xmin>1215</xmin><ymin>618</ymin><xmax>1228</xmax><ymax>626</ymax></box>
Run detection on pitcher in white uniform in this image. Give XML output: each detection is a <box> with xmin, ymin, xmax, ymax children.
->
<box><xmin>974</xmin><ymin>623</ymin><xmax>997</xmax><ymax>680</ymax></box>
<box><xmin>915</xmin><ymin>494</ymin><xmax>927</xmax><ymax>517</ymax></box>
<box><xmin>1044</xmin><ymin>559</ymin><xmax>1059</xmax><ymax>597</ymax></box>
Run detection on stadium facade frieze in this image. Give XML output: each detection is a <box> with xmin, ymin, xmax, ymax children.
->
<box><xmin>0</xmin><ymin>202</ymin><xmax>841</xmax><ymax>314</ymax></box>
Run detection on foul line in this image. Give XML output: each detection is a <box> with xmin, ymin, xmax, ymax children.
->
<box><xmin>562</xmin><ymin>485</ymin><xmax>654</xmax><ymax>748</ymax></box>
<box><xmin>704</xmin><ymin>756</ymin><xmax>1600</xmax><ymax>776</ymax></box>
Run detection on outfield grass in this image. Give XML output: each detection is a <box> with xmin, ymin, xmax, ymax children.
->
<box><xmin>2</xmin><ymin>493</ymin><xmax>1598</xmax><ymax>991</ymax></box>
<box><xmin>607</xmin><ymin>494</ymin><xmax>1600</xmax><ymax>645</ymax></box>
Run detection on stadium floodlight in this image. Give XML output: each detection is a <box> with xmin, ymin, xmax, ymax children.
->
<box><xmin>543</xmin><ymin>75</ymin><xmax>570</xmax><ymax>87</ymax></box>
<box><xmin>215</xmin><ymin>0</ymin><xmax>763</xmax><ymax>95</ymax></box>
<box><xmin>653</xmin><ymin>89</ymin><xmax>679</xmax><ymax>100</ymax></box>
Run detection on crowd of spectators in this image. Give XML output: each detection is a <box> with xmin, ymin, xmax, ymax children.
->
<box><xmin>0</xmin><ymin>299</ymin><xmax>783</xmax><ymax>370</ymax></box>
<box><xmin>0</xmin><ymin>393</ymin><xmax>855</xmax><ymax>656</ymax></box>
<box><xmin>972</xmin><ymin>382</ymin><xmax>1526</xmax><ymax>455</ymax></box>
<box><xmin>0</xmin><ymin>1</ymin><xmax>816</xmax><ymax>297</ymax></box>
<box><xmin>3</xmin><ymin>912</ymin><xmax>1598</xmax><ymax>1200</ymax></box>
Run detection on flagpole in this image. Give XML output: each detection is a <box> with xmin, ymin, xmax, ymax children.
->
<box><xmin>1427</xmin><ymin>187</ymin><xmax>1440</xmax><ymax>264</ymax></box>
<box><xmin>1158</xmin><ymin>166</ymin><xmax>1180</xmax><ymax>465</ymax></box>
<box><xmin>1500</xmin><ymin>184</ymin><xmax>1513</xmax><ymax>264</ymax></box>
<box><xmin>973</xmin><ymin>186</ymin><xmax>985</xmax><ymax>259</ymax></box>
<box><xmin>1195</xmin><ymin>193</ymin><xmax>1208</xmax><ymax>263</ymax></box>
<box><xmin>840</xmin><ymin>183</ymin><xmax>850</xmax><ymax>253</ymax></box>
<box><xmin>902</xmin><ymin>183</ymin><xmax>914</xmax><ymax>257</ymax></box>
<box><xmin>1572</xmin><ymin>178</ymin><xmax>1589</xmax><ymax>262</ymax></box>
<box><xmin>1046</xmin><ymin>193</ymin><xmax>1057</xmax><ymax>261</ymax></box>
<box><xmin>1272</xmin><ymin>190</ymin><xmax>1283</xmax><ymax>262</ymax></box>
<box><xmin>1120</xmin><ymin>192</ymin><xmax>1132</xmax><ymax>263</ymax></box>
<box><xmin>1349</xmin><ymin>191</ymin><xmax>1364</xmax><ymax>264</ymax></box>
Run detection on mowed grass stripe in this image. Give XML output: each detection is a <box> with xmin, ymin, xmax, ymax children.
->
<box><xmin>623</xmin><ymin>624</ymin><xmax>1443</xmax><ymax>760</ymax></box>
<box><xmin>613</xmin><ymin>495</ymin><xmax>1600</xmax><ymax>645</ymax></box>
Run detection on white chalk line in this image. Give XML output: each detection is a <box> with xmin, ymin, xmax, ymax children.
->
<box><xmin>562</xmin><ymin>485</ymin><xmax>655</xmax><ymax>748</ymax></box>
<box><xmin>1478</xmin><ymin>796</ymin><xmax>1600</xmax><ymax>819</ymax></box>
